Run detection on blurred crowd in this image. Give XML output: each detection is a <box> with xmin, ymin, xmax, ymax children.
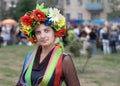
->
<box><xmin>64</xmin><ymin>22</ymin><xmax>120</xmax><ymax>55</ymax></box>
<box><xmin>0</xmin><ymin>24</ymin><xmax>32</xmax><ymax>47</ymax></box>
<box><xmin>0</xmin><ymin>22</ymin><xmax>120</xmax><ymax>55</ymax></box>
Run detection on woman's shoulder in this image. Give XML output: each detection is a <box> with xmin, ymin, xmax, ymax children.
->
<box><xmin>62</xmin><ymin>53</ymin><xmax>72</xmax><ymax>62</ymax></box>
<box><xmin>24</xmin><ymin>51</ymin><xmax>35</xmax><ymax>63</ymax></box>
<box><xmin>63</xmin><ymin>53</ymin><xmax>71</xmax><ymax>57</ymax></box>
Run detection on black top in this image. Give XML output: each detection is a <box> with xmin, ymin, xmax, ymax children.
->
<box><xmin>102</xmin><ymin>33</ymin><xmax>109</xmax><ymax>40</ymax></box>
<box><xmin>31</xmin><ymin>47</ymin><xmax>57</xmax><ymax>86</ymax></box>
<box><xmin>89</xmin><ymin>31</ymin><xmax>97</xmax><ymax>40</ymax></box>
<box><xmin>16</xmin><ymin>46</ymin><xmax>80</xmax><ymax>86</ymax></box>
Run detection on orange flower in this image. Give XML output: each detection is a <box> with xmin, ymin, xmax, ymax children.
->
<box><xmin>28</xmin><ymin>38</ymin><xmax>37</xmax><ymax>44</ymax></box>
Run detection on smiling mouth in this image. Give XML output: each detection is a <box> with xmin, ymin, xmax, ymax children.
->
<box><xmin>40</xmin><ymin>40</ymin><xmax>47</xmax><ymax>43</ymax></box>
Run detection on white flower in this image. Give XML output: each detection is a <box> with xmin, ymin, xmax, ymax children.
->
<box><xmin>48</xmin><ymin>8</ymin><xmax>61</xmax><ymax>23</ymax></box>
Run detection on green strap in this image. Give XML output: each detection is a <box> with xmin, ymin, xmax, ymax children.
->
<box><xmin>40</xmin><ymin>46</ymin><xmax>62</xmax><ymax>86</ymax></box>
<box><xmin>25</xmin><ymin>51</ymin><xmax>36</xmax><ymax>86</ymax></box>
<box><xmin>24</xmin><ymin>46</ymin><xmax>62</xmax><ymax>86</ymax></box>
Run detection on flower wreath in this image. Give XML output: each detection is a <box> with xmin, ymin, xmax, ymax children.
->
<box><xmin>20</xmin><ymin>3</ymin><xmax>66</xmax><ymax>44</ymax></box>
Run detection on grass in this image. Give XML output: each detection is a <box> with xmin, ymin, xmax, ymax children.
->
<box><xmin>0</xmin><ymin>45</ymin><xmax>120</xmax><ymax>86</ymax></box>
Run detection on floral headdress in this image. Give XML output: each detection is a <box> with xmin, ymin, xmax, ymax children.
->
<box><xmin>20</xmin><ymin>3</ymin><xmax>66</xmax><ymax>44</ymax></box>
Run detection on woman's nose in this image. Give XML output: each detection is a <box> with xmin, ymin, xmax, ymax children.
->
<box><xmin>40</xmin><ymin>32</ymin><xmax>45</xmax><ymax>38</ymax></box>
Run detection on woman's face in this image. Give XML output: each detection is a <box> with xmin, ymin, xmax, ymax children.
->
<box><xmin>34</xmin><ymin>24</ymin><xmax>55</xmax><ymax>46</ymax></box>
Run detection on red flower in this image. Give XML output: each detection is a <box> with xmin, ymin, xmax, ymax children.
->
<box><xmin>21</xmin><ymin>15</ymin><xmax>33</xmax><ymax>26</ymax></box>
<box><xmin>28</xmin><ymin>38</ymin><xmax>37</xmax><ymax>44</ymax></box>
<box><xmin>33</xmin><ymin>10</ymin><xmax>46</xmax><ymax>21</ymax></box>
<box><xmin>55</xmin><ymin>29</ymin><xmax>67</xmax><ymax>37</ymax></box>
<box><xmin>26</xmin><ymin>12</ymin><xmax>32</xmax><ymax>17</ymax></box>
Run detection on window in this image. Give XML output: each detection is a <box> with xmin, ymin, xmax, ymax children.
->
<box><xmin>96</xmin><ymin>0</ymin><xmax>101</xmax><ymax>3</ymax></box>
<box><xmin>91</xmin><ymin>0</ymin><xmax>101</xmax><ymax>3</ymax></box>
<box><xmin>78</xmin><ymin>13</ymin><xmax>82</xmax><ymax>19</ymax></box>
<box><xmin>66</xmin><ymin>13</ymin><xmax>70</xmax><ymax>20</ymax></box>
<box><xmin>78</xmin><ymin>0</ymin><xmax>82</xmax><ymax>5</ymax></box>
<box><xmin>91</xmin><ymin>13</ymin><xmax>100</xmax><ymax>20</ymax></box>
<box><xmin>108</xmin><ymin>0</ymin><xmax>112</xmax><ymax>3</ymax></box>
<box><xmin>66</xmin><ymin>0</ymin><xmax>70</xmax><ymax>5</ymax></box>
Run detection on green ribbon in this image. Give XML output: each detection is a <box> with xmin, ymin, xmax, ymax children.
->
<box><xmin>40</xmin><ymin>46</ymin><xmax>62</xmax><ymax>86</ymax></box>
<box><xmin>25</xmin><ymin>51</ymin><xmax>36</xmax><ymax>86</ymax></box>
<box><xmin>24</xmin><ymin>46</ymin><xmax>62</xmax><ymax>86</ymax></box>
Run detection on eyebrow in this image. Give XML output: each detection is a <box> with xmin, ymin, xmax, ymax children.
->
<box><xmin>35</xmin><ymin>27</ymin><xmax>49</xmax><ymax>32</ymax></box>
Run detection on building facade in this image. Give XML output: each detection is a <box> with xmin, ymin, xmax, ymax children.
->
<box><xmin>0</xmin><ymin>0</ymin><xmax>116</xmax><ymax>21</ymax></box>
<box><xmin>62</xmin><ymin>0</ymin><xmax>112</xmax><ymax>21</ymax></box>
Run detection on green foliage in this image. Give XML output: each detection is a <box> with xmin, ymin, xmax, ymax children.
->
<box><xmin>107</xmin><ymin>0</ymin><xmax>120</xmax><ymax>20</ymax></box>
<box><xmin>14</xmin><ymin>0</ymin><xmax>36</xmax><ymax>21</ymax></box>
<box><xmin>68</xmin><ymin>39</ymin><xmax>83</xmax><ymax>57</ymax></box>
<box><xmin>86</xmin><ymin>44</ymin><xmax>93</xmax><ymax>59</ymax></box>
<box><xmin>14</xmin><ymin>0</ymin><xmax>61</xmax><ymax>20</ymax></box>
<box><xmin>37</xmin><ymin>0</ymin><xmax>58</xmax><ymax>8</ymax></box>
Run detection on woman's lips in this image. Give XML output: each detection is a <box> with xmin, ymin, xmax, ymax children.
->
<box><xmin>40</xmin><ymin>40</ymin><xmax>47</xmax><ymax>43</ymax></box>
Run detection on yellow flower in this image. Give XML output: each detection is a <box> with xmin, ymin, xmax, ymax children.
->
<box><xmin>20</xmin><ymin>29</ymin><xmax>30</xmax><ymax>36</ymax></box>
<box><xmin>56</xmin><ymin>15</ymin><xmax>65</xmax><ymax>27</ymax></box>
<box><xmin>21</xmin><ymin>23</ymin><xmax>31</xmax><ymax>30</ymax></box>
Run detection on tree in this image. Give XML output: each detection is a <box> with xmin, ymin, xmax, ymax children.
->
<box><xmin>14</xmin><ymin>0</ymin><xmax>63</xmax><ymax>21</ymax></box>
<box><xmin>37</xmin><ymin>0</ymin><xmax>58</xmax><ymax>7</ymax></box>
<box><xmin>107</xmin><ymin>0</ymin><xmax>120</xmax><ymax>20</ymax></box>
<box><xmin>7</xmin><ymin>1</ymin><xmax>16</xmax><ymax>19</ymax></box>
<box><xmin>37</xmin><ymin>0</ymin><xmax>64</xmax><ymax>14</ymax></box>
<box><xmin>14</xmin><ymin>0</ymin><xmax>36</xmax><ymax>21</ymax></box>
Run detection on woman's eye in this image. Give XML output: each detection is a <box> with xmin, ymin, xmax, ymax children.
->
<box><xmin>35</xmin><ymin>31</ymin><xmax>41</xmax><ymax>35</ymax></box>
<box><xmin>44</xmin><ymin>29</ymin><xmax>49</xmax><ymax>33</ymax></box>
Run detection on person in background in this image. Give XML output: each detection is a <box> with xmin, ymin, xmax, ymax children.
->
<box><xmin>0</xmin><ymin>25</ymin><xmax>3</xmax><ymax>47</ymax></box>
<box><xmin>73</xmin><ymin>24</ymin><xmax>80</xmax><ymax>39</ymax></box>
<box><xmin>117</xmin><ymin>26</ymin><xmax>120</xmax><ymax>46</ymax></box>
<box><xmin>89</xmin><ymin>27</ymin><xmax>97</xmax><ymax>54</ymax></box>
<box><xmin>16</xmin><ymin>3</ymin><xmax>80</xmax><ymax>86</ymax></box>
<box><xmin>102</xmin><ymin>24</ymin><xmax>110</xmax><ymax>55</ymax></box>
<box><xmin>109</xmin><ymin>26</ymin><xmax>118</xmax><ymax>53</ymax></box>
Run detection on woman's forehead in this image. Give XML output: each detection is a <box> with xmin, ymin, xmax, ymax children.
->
<box><xmin>35</xmin><ymin>24</ymin><xmax>51</xmax><ymax>30</ymax></box>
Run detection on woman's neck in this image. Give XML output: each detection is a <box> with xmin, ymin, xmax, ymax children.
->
<box><xmin>41</xmin><ymin>44</ymin><xmax>55</xmax><ymax>54</ymax></box>
<box><xmin>39</xmin><ymin>44</ymin><xmax>55</xmax><ymax>63</ymax></box>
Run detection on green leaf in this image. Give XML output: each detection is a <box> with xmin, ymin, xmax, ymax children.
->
<box><xmin>36</xmin><ymin>3</ymin><xmax>49</xmax><ymax>15</ymax></box>
<box><xmin>41</xmin><ymin>8</ymin><xmax>49</xmax><ymax>15</ymax></box>
<box><xmin>36</xmin><ymin>3</ymin><xmax>44</xmax><ymax>9</ymax></box>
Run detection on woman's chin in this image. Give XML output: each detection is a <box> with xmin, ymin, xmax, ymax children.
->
<box><xmin>40</xmin><ymin>43</ymin><xmax>50</xmax><ymax>46</ymax></box>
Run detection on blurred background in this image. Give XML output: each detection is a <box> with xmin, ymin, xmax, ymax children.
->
<box><xmin>0</xmin><ymin>0</ymin><xmax>120</xmax><ymax>86</ymax></box>
<box><xmin>0</xmin><ymin>0</ymin><xmax>120</xmax><ymax>21</ymax></box>
<box><xmin>0</xmin><ymin>0</ymin><xmax>120</xmax><ymax>46</ymax></box>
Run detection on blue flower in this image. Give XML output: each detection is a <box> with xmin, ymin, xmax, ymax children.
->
<box><xmin>45</xmin><ymin>18</ymin><xmax>52</xmax><ymax>26</ymax></box>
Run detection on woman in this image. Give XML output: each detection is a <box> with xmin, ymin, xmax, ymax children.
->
<box><xmin>102</xmin><ymin>25</ymin><xmax>110</xmax><ymax>54</ymax></box>
<box><xmin>89</xmin><ymin>28</ymin><xmax>97</xmax><ymax>54</ymax></box>
<box><xmin>109</xmin><ymin>26</ymin><xmax>118</xmax><ymax>53</ymax></box>
<box><xmin>16</xmin><ymin>3</ymin><xmax>80</xmax><ymax>86</ymax></box>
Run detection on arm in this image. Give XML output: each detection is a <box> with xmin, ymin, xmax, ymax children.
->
<box><xmin>62</xmin><ymin>55</ymin><xmax>81</xmax><ymax>86</ymax></box>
